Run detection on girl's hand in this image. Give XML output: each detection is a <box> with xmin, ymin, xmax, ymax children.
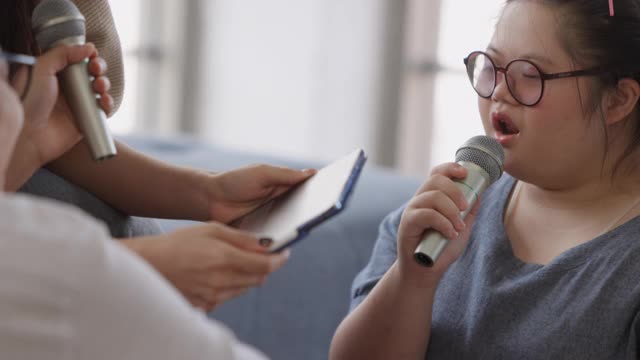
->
<box><xmin>20</xmin><ymin>43</ymin><xmax>114</xmax><ymax>167</ymax></box>
<box><xmin>205</xmin><ymin>165</ymin><xmax>316</xmax><ymax>224</ymax></box>
<box><xmin>127</xmin><ymin>222</ymin><xmax>290</xmax><ymax>312</ymax></box>
<box><xmin>397</xmin><ymin>162</ymin><xmax>480</xmax><ymax>283</ymax></box>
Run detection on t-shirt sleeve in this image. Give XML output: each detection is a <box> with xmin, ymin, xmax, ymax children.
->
<box><xmin>349</xmin><ymin>205</ymin><xmax>405</xmax><ymax>311</ymax></box>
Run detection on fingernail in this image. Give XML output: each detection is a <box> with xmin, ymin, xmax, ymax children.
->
<box><xmin>450</xmin><ymin>230</ymin><xmax>459</xmax><ymax>239</ymax></box>
<box><xmin>302</xmin><ymin>168</ymin><xmax>315</xmax><ymax>175</ymax></box>
<box><xmin>259</xmin><ymin>237</ymin><xmax>273</xmax><ymax>248</ymax></box>
<box><xmin>456</xmin><ymin>219</ymin><xmax>466</xmax><ymax>231</ymax></box>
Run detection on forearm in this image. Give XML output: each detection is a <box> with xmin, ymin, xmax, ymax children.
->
<box><xmin>330</xmin><ymin>262</ymin><xmax>438</xmax><ymax>360</ymax></box>
<box><xmin>5</xmin><ymin>136</ymin><xmax>42</xmax><ymax>192</ymax></box>
<box><xmin>47</xmin><ymin>140</ymin><xmax>211</xmax><ymax>220</ymax></box>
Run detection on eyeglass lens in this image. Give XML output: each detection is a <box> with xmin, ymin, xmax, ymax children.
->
<box><xmin>466</xmin><ymin>52</ymin><xmax>543</xmax><ymax>106</ymax></box>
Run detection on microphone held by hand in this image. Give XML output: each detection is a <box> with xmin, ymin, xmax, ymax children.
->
<box><xmin>414</xmin><ymin>136</ymin><xmax>504</xmax><ymax>267</ymax></box>
<box><xmin>32</xmin><ymin>0</ymin><xmax>117</xmax><ymax>162</ymax></box>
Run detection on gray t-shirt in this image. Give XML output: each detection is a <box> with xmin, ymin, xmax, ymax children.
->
<box><xmin>351</xmin><ymin>174</ymin><xmax>640</xmax><ymax>359</ymax></box>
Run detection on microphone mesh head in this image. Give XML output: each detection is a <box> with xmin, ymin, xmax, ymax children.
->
<box><xmin>32</xmin><ymin>0</ymin><xmax>86</xmax><ymax>51</ymax></box>
<box><xmin>455</xmin><ymin>135</ymin><xmax>504</xmax><ymax>183</ymax></box>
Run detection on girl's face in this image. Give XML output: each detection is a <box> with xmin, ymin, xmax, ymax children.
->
<box><xmin>479</xmin><ymin>1</ymin><xmax>606</xmax><ymax>188</ymax></box>
<box><xmin>0</xmin><ymin>58</ymin><xmax>25</xmax><ymax>184</ymax></box>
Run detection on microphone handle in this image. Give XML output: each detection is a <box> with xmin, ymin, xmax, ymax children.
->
<box><xmin>59</xmin><ymin>60</ymin><xmax>117</xmax><ymax>161</ymax></box>
<box><xmin>413</xmin><ymin>161</ymin><xmax>490</xmax><ymax>267</ymax></box>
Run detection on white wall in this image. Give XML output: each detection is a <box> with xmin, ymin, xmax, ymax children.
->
<box><xmin>197</xmin><ymin>0</ymin><xmax>387</xmax><ymax>163</ymax></box>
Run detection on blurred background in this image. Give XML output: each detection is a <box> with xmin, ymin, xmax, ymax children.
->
<box><xmin>108</xmin><ymin>0</ymin><xmax>504</xmax><ymax>177</ymax></box>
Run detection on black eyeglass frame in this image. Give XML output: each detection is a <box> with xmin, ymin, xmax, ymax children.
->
<box><xmin>463</xmin><ymin>51</ymin><xmax>609</xmax><ymax>106</ymax></box>
<box><xmin>0</xmin><ymin>51</ymin><xmax>37</xmax><ymax>100</ymax></box>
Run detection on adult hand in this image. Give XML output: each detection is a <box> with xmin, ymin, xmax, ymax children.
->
<box><xmin>397</xmin><ymin>162</ymin><xmax>480</xmax><ymax>282</ymax></box>
<box><xmin>19</xmin><ymin>43</ymin><xmax>113</xmax><ymax>167</ymax></box>
<box><xmin>206</xmin><ymin>164</ymin><xmax>316</xmax><ymax>224</ymax></box>
<box><xmin>126</xmin><ymin>222</ymin><xmax>290</xmax><ymax>312</ymax></box>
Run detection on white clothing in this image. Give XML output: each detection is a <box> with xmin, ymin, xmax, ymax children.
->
<box><xmin>0</xmin><ymin>193</ymin><xmax>266</xmax><ymax>360</ymax></box>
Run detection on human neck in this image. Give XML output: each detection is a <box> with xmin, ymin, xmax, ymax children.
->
<box><xmin>524</xmin><ymin>177</ymin><xmax>634</xmax><ymax>209</ymax></box>
<box><xmin>519</xmin><ymin>155</ymin><xmax>640</xmax><ymax>208</ymax></box>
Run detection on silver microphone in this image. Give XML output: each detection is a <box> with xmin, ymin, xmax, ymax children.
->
<box><xmin>32</xmin><ymin>0</ymin><xmax>117</xmax><ymax>162</ymax></box>
<box><xmin>414</xmin><ymin>136</ymin><xmax>504</xmax><ymax>267</ymax></box>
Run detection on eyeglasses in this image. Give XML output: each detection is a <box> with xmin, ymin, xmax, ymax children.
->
<box><xmin>464</xmin><ymin>51</ymin><xmax>607</xmax><ymax>106</ymax></box>
<box><xmin>0</xmin><ymin>51</ymin><xmax>36</xmax><ymax>99</ymax></box>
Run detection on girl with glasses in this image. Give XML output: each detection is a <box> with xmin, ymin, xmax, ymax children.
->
<box><xmin>332</xmin><ymin>0</ymin><xmax>640</xmax><ymax>359</ymax></box>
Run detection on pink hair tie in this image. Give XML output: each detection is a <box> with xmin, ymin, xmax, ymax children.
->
<box><xmin>609</xmin><ymin>0</ymin><xmax>615</xmax><ymax>16</ymax></box>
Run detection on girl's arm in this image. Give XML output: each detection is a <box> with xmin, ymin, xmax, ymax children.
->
<box><xmin>330</xmin><ymin>262</ymin><xmax>438</xmax><ymax>360</ymax></box>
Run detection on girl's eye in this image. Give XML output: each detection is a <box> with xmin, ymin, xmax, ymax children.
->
<box><xmin>521</xmin><ymin>64</ymin><xmax>540</xmax><ymax>78</ymax></box>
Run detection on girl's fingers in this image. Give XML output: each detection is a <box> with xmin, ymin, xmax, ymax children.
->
<box><xmin>419</xmin><ymin>174</ymin><xmax>468</xmax><ymax>211</ymax></box>
<box><xmin>410</xmin><ymin>190</ymin><xmax>466</xmax><ymax>233</ymax></box>
<box><xmin>415</xmin><ymin>162</ymin><xmax>467</xmax><ymax>195</ymax></box>
<box><xmin>403</xmin><ymin>207</ymin><xmax>459</xmax><ymax>242</ymax></box>
<box><xmin>430</xmin><ymin>162</ymin><xmax>467</xmax><ymax>179</ymax></box>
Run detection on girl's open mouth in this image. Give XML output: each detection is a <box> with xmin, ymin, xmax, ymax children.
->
<box><xmin>491</xmin><ymin>112</ymin><xmax>519</xmax><ymax>145</ymax></box>
<box><xmin>492</xmin><ymin>112</ymin><xmax>519</xmax><ymax>135</ymax></box>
